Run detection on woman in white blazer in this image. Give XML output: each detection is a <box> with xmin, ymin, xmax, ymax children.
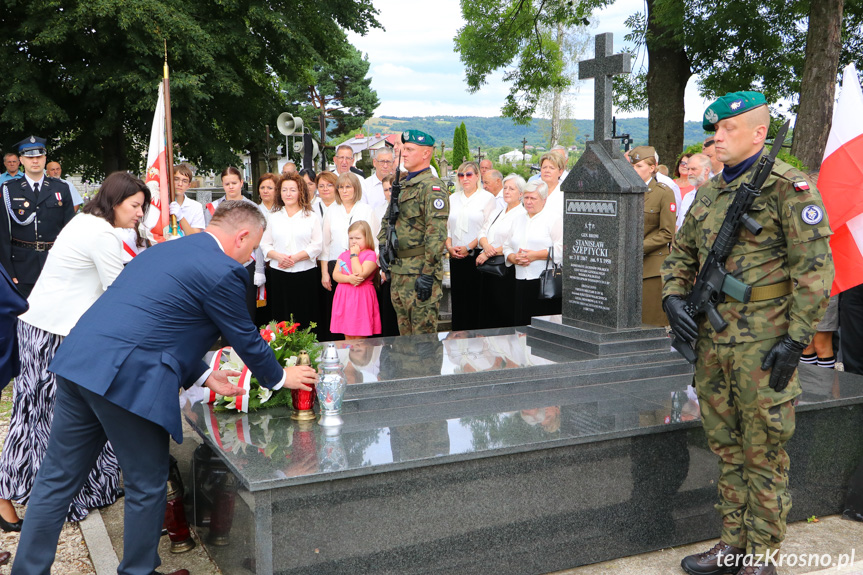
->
<box><xmin>0</xmin><ymin>172</ymin><xmax>149</xmax><ymax>527</ymax></box>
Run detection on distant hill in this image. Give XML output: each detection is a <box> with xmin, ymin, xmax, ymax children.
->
<box><xmin>366</xmin><ymin>116</ymin><xmax>707</xmax><ymax>153</ymax></box>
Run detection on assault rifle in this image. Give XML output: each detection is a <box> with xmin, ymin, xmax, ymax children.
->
<box><xmin>670</xmin><ymin>120</ymin><xmax>790</xmax><ymax>364</ymax></box>
<box><xmin>379</xmin><ymin>152</ymin><xmax>402</xmax><ymax>281</ymax></box>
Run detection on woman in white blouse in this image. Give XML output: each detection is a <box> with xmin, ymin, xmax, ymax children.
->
<box><xmin>539</xmin><ymin>151</ymin><xmax>566</xmax><ymax>212</ymax></box>
<box><xmin>504</xmin><ymin>180</ymin><xmax>563</xmax><ymax>326</ymax></box>
<box><xmin>260</xmin><ymin>173</ymin><xmax>322</xmax><ymax>330</ymax></box>
<box><xmin>0</xmin><ymin>172</ymin><xmax>148</xmax><ymax>528</ymax></box>
<box><xmin>313</xmin><ymin>171</ymin><xmax>338</xmax><ymax>220</ymax></box>
<box><xmin>476</xmin><ymin>174</ymin><xmax>527</xmax><ymax>329</ymax></box>
<box><xmin>320</xmin><ymin>172</ymin><xmax>378</xmax><ymax>340</ymax></box>
<box><xmin>446</xmin><ymin>161</ymin><xmax>497</xmax><ymax>331</ymax></box>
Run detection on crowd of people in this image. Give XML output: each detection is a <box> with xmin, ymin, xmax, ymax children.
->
<box><xmin>0</xmin><ymin>88</ymin><xmax>858</xmax><ymax>575</ymax></box>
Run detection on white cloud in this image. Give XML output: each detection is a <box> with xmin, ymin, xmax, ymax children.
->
<box><xmin>350</xmin><ymin>0</ymin><xmax>711</xmax><ymax>121</ymax></box>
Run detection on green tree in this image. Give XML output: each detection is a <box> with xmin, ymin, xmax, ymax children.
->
<box><xmin>0</xmin><ymin>0</ymin><xmax>380</xmax><ymax>177</ymax></box>
<box><xmin>452</xmin><ymin>123</ymin><xmax>471</xmax><ymax>165</ymax></box>
<box><xmin>283</xmin><ymin>42</ymin><xmax>380</xmax><ymax>158</ymax></box>
<box><xmin>454</xmin><ymin>0</ymin><xmax>605</xmax><ymax>125</ymax></box>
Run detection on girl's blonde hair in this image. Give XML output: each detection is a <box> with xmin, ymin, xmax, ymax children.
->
<box><xmin>347</xmin><ymin>220</ymin><xmax>374</xmax><ymax>251</ymax></box>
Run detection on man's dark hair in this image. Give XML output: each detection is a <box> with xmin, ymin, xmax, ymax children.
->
<box><xmin>210</xmin><ymin>199</ymin><xmax>266</xmax><ymax>232</ymax></box>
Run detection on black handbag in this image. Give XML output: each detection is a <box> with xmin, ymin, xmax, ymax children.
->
<box><xmin>538</xmin><ymin>246</ymin><xmax>562</xmax><ymax>300</ymax></box>
<box><xmin>477</xmin><ymin>255</ymin><xmax>507</xmax><ymax>277</ymax></box>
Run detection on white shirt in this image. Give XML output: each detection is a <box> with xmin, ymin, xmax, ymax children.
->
<box><xmin>447</xmin><ymin>189</ymin><xmax>497</xmax><ymax>247</ymax></box>
<box><xmin>503</xmin><ymin>205</ymin><xmax>563</xmax><ymax>280</ymax></box>
<box><xmin>176</xmin><ymin>194</ymin><xmax>206</xmax><ymax>229</ymax></box>
<box><xmin>656</xmin><ymin>172</ymin><xmax>682</xmax><ymax>208</ymax></box>
<box><xmin>205</xmin><ymin>196</ymin><xmax>263</xmax><ymax>272</ymax></box>
<box><xmin>374</xmin><ymin>200</ymin><xmax>389</xmax><ymax>226</ymax></box>
<box><xmin>480</xmin><ymin>203</ymin><xmax>526</xmax><ymax>248</ymax></box>
<box><xmin>362</xmin><ymin>174</ymin><xmax>387</xmax><ymax>211</ymax></box>
<box><xmin>545</xmin><ymin>182</ymin><xmax>564</xmax><ymax>213</ymax></box>
<box><xmin>257</xmin><ymin>202</ymin><xmax>275</xmax><ymax>224</ymax></box>
<box><xmin>312</xmin><ymin>197</ymin><xmax>336</xmax><ymax>221</ymax></box>
<box><xmin>321</xmin><ymin>202</ymin><xmax>379</xmax><ymax>260</ymax></box>
<box><xmin>20</xmin><ymin>214</ymin><xmax>125</xmax><ymax>336</ymax></box>
<box><xmin>676</xmin><ymin>188</ymin><xmax>699</xmax><ymax>230</ymax></box>
<box><xmin>63</xmin><ymin>178</ymin><xmax>84</xmax><ymax>206</ymax></box>
<box><xmin>528</xmin><ymin>169</ymin><xmax>569</xmax><ymax>183</ymax></box>
<box><xmin>25</xmin><ymin>173</ymin><xmax>45</xmax><ymax>192</ymax></box>
<box><xmin>260</xmin><ymin>208</ymin><xmax>322</xmax><ymax>273</ymax></box>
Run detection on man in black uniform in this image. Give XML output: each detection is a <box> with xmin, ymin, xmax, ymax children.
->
<box><xmin>0</xmin><ymin>136</ymin><xmax>75</xmax><ymax>297</ymax></box>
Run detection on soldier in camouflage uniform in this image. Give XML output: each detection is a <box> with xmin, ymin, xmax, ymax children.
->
<box><xmin>662</xmin><ymin>92</ymin><xmax>834</xmax><ymax>575</ymax></box>
<box><xmin>377</xmin><ymin>130</ymin><xmax>449</xmax><ymax>335</ymax></box>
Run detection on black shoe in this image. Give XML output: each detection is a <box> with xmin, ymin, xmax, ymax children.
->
<box><xmin>681</xmin><ymin>541</ymin><xmax>745</xmax><ymax>575</ymax></box>
<box><xmin>0</xmin><ymin>515</ymin><xmax>22</xmax><ymax>533</ymax></box>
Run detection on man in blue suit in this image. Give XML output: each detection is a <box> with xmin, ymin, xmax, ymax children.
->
<box><xmin>12</xmin><ymin>200</ymin><xmax>317</xmax><ymax>575</ymax></box>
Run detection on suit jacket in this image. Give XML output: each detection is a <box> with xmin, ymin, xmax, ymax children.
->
<box><xmin>0</xmin><ymin>176</ymin><xmax>75</xmax><ymax>284</ymax></box>
<box><xmin>0</xmin><ymin>264</ymin><xmax>28</xmax><ymax>389</ymax></box>
<box><xmin>50</xmin><ymin>232</ymin><xmax>284</xmax><ymax>441</ymax></box>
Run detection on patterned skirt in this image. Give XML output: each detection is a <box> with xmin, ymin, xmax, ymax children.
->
<box><xmin>0</xmin><ymin>321</ymin><xmax>123</xmax><ymax>522</ymax></box>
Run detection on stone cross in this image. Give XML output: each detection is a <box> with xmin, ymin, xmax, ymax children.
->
<box><xmin>578</xmin><ymin>33</ymin><xmax>631</xmax><ymax>143</ymax></box>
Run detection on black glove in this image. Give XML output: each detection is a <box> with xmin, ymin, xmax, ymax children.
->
<box><xmin>415</xmin><ymin>274</ymin><xmax>434</xmax><ymax>302</ymax></box>
<box><xmin>761</xmin><ymin>336</ymin><xmax>806</xmax><ymax>393</ymax></box>
<box><xmin>663</xmin><ymin>296</ymin><xmax>698</xmax><ymax>344</ymax></box>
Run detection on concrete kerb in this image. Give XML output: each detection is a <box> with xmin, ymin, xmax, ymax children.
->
<box><xmin>79</xmin><ymin>509</ymin><xmax>120</xmax><ymax>575</ymax></box>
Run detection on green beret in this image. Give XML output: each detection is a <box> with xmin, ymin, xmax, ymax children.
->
<box><xmin>629</xmin><ymin>145</ymin><xmax>656</xmax><ymax>164</ymax></box>
<box><xmin>401</xmin><ymin>129</ymin><xmax>435</xmax><ymax>147</ymax></box>
<box><xmin>703</xmin><ymin>91</ymin><xmax>767</xmax><ymax>131</ymax></box>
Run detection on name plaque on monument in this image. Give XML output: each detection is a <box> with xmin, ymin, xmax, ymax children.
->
<box><xmin>565</xmin><ymin>197</ymin><xmax>618</xmax><ymax>317</ymax></box>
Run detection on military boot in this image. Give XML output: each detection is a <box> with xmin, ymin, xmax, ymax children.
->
<box><xmin>738</xmin><ymin>562</ymin><xmax>777</xmax><ymax>575</ymax></box>
<box><xmin>681</xmin><ymin>541</ymin><xmax>745</xmax><ymax>575</ymax></box>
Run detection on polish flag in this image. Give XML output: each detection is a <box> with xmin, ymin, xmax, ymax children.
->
<box><xmin>142</xmin><ymin>83</ymin><xmax>170</xmax><ymax>241</ymax></box>
<box><xmin>819</xmin><ymin>63</ymin><xmax>863</xmax><ymax>295</ymax></box>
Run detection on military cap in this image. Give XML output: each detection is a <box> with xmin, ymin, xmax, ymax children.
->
<box><xmin>401</xmin><ymin>129</ymin><xmax>435</xmax><ymax>147</ymax></box>
<box><xmin>16</xmin><ymin>135</ymin><xmax>47</xmax><ymax>157</ymax></box>
<box><xmin>629</xmin><ymin>145</ymin><xmax>656</xmax><ymax>164</ymax></box>
<box><xmin>703</xmin><ymin>91</ymin><xmax>767</xmax><ymax>131</ymax></box>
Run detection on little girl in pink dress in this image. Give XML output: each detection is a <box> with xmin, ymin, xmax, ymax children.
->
<box><xmin>331</xmin><ymin>221</ymin><xmax>381</xmax><ymax>338</ymax></box>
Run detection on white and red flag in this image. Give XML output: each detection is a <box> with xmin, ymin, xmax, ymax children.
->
<box><xmin>818</xmin><ymin>63</ymin><xmax>863</xmax><ymax>295</ymax></box>
<box><xmin>142</xmin><ymin>83</ymin><xmax>171</xmax><ymax>241</ymax></box>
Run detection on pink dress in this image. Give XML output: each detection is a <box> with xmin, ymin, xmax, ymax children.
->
<box><xmin>331</xmin><ymin>249</ymin><xmax>381</xmax><ymax>336</ymax></box>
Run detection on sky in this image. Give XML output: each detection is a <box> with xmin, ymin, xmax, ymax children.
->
<box><xmin>346</xmin><ymin>0</ymin><xmax>713</xmax><ymax>122</ymax></box>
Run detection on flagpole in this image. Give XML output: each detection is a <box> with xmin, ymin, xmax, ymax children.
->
<box><xmin>163</xmin><ymin>40</ymin><xmax>178</xmax><ymax>235</ymax></box>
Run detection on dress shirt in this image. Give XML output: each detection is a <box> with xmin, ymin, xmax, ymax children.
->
<box><xmin>362</xmin><ymin>174</ymin><xmax>387</xmax><ymax>211</ymax></box>
<box><xmin>63</xmin><ymin>179</ymin><xmax>84</xmax><ymax>206</ymax></box>
<box><xmin>447</xmin><ymin>189</ymin><xmax>497</xmax><ymax>247</ymax></box>
<box><xmin>676</xmin><ymin>188</ymin><xmax>699</xmax><ymax>230</ymax></box>
<box><xmin>480</xmin><ymin>204</ymin><xmax>527</xmax><ymax>248</ymax></box>
<box><xmin>175</xmin><ymin>194</ymin><xmax>206</xmax><ymax>229</ymax></box>
<box><xmin>493</xmin><ymin>193</ymin><xmax>507</xmax><ymax>212</ymax></box>
<box><xmin>0</xmin><ymin>172</ymin><xmax>22</xmax><ymax>186</ymax></box>
<box><xmin>25</xmin><ymin>174</ymin><xmax>45</xmax><ymax>193</ymax></box>
<box><xmin>545</xmin><ymin>182</ymin><xmax>564</xmax><ymax>212</ymax></box>
<box><xmin>260</xmin><ymin>207</ymin><xmax>322</xmax><ymax>273</ymax></box>
<box><xmin>656</xmin><ymin>172</ymin><xmax>682</xmax><ymax>208</ymax></box>
<box><xmin>321</xmin><ymin>202</ymin><xmax>378</xmax><ymax>260</ymax></box>
<box><xmin>20</xmin><ymin>214</ymin><xmax>124</xmax><ymax>336</ymax></box>
<box><xmin>503</xmin><ymin>205</ymin><xmax>563</xmax><ymax>280</ymax></box>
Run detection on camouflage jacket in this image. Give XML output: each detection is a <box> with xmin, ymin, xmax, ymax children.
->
<box><xmin>661</xmin><ymin>154</ymin><xmax>834</xmax><ymax>344</ymax></box>
<box><xmin>377</xmin><ymin>168</ymin><xmax>449</xmax><ymax>278</ymax></box>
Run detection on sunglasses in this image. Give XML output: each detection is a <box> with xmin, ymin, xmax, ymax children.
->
<box><xmin>457</xmin><ymin>172</ymin><xmax>476</xmax><ymax>178</ymax></box>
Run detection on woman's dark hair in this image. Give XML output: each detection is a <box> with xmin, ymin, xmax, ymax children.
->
<box><xmin>274</xmin><ymin>172</ymin><xmax>312</xmax><ymax>214</ymax></box>
<box><xmin>221</xmin><ymin>166</ymin><xmax>243</xmax><ymax>181</ymax></box>
<box><xmin>299</xmin><ymin>168</ymin><xmax>317</xmax><ymax>181</ymax></box>
<box><xmin>82</xmin><ymin>172</ymin><xmax>151</xmax><ymax>248</ymax></box>
<box><xmin>674</xmin><ymin>153</ymin><xmax>692</xmax><ymax>179</ymax></box>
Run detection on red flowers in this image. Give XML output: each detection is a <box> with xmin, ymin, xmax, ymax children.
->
<box><xmin>260</xmin><ymin>328</ymin><xmax>275</xmax><ymax>342</ymax></box>
<box><xmin>276</xmin><ymin>321</ymin><xmax>300</xmax><ymax>336</ymax></box>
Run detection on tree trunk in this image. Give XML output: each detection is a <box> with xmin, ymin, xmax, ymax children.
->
<box><xmin>549</xmin><ymin>21</ymin><xmax>564</xmax><ymax>147</ymax></box>
<box><xmin>645</xmin><ymin>0</ymin><xmax>691</xmax><ymax>168</ymax></box>
<box><xmin>791</xmin><ymin>0</ymin><xmax>844</xmax><ymax>172</ymax></box>
<box><xmin>101</xmin><ymin>126</ymin><xmax>128</xmax><ymax>175</ymax></box>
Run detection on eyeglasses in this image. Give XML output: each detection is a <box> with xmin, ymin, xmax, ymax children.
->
<box><xmin>335</xmin><ymin>156</ymin><xmax>353</xmax><ymax>161</ymax></box>
<box><xmin>457</xmin><ymin>172</ymin><xmax>476</xmax><ymax>178</ymax></box>
<box><xmin>174</xmin><ymin>177</ymin><xmax>190</xmax><ymax>184</ymax></box>
<box><xmin>377</xmin><ymin>160</ymin><xmax>393</xmax><ymax>165</ymax></box>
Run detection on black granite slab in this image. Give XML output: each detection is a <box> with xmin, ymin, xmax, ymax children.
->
<box><xmin>181</xmin><ymin>362</ymin><xmax>863</xmax><ymax>575</ymax></box>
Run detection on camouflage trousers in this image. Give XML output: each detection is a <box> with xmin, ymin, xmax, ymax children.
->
<box><xmin>693</xmin><ymin>335</ymin><xmax>801</xmax><ymax>556</ymax></box>
<box><xmin>390</xmin><ymin>272</ymin><xmax>442</xmax><ymax>335</ymax></box>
